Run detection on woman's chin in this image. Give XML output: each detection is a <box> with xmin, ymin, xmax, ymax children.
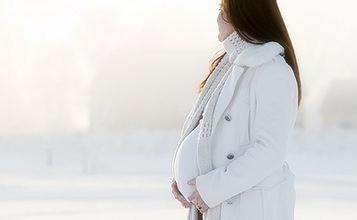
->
<box><xmin>218</xmin><ymin>33</ymin><xmax>224</xmax><ymax>42</ymax></box>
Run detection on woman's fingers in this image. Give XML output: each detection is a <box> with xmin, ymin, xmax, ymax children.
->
<box><xmin>187</xmin><ymin>178</ymin><xmax>196</xmax><ymax>186</ymax></box>
<box><xmin>197</xmin><ymin>205</ymin><xmax>208</xmax><ymax>214</ymax></box>
<box><xmin>171</xmin><ymin>180</ymin><xmax>183</xmax><ymax>195</ymax></box>
<box><xmin>175</xmin><ymin>193</ymin><xmax>191</xmax><ymax>208</ymax></box>
<box><xmin>187</xmin><ymin>190</ymin><xmax>197</xmax><ymax>201</ymax></box>
<box><xmin>171</xmin><ymin>181</ymin><xmax>183</xmax><ymax>196</ymax></box>
<box><xmin>171</xmin><ymin>180</ymin><xmax>181</xmax><ymax>194</ymax></box>
<box><xmin>171</xmin><ymin>179</ymin><xmax>191</xmax><ymax>208</ymax></box>
<box><xmin>187</xmin><ymin>190</ymin><xmax>209</xmax><ymax>213</ymax></box>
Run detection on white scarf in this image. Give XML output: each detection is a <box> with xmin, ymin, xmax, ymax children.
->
<box><xmin>172</xmin><ymin>31</ymin><xmax>255</xmax><ymax>220</ymax></box>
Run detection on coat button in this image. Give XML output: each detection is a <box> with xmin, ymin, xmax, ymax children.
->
<box><xmin>224</xmin><ymin>114</ymin><xmax>232</xmax><ymax>121</ymax></box>
<box><xmin>226</xmin><ymin>200</ymin><xmax>233</xmax><ymax>205</ymax></box>
<box><xmin>227</xmin><ymin>153</ymin><xmax>234</xmax><ymax>160</ymax></box>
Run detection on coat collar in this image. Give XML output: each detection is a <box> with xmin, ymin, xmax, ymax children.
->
<box><xmin>211</xmin><ymin>34</ymin><xmax>285</xmax><ymax>134</ymax></box>
<box><xmin>222</xmin><ymin>31</ymin><xmax>285</xmax><ymax>67</ymax></box>
<box><xmin>235</xmin><ymin>41</ymin><xmax>285</xmax><ymax>67</ymax></box>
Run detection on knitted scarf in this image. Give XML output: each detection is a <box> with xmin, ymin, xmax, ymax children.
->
<box><xmin>171</xmin><ymin>31</ymin><xmax>255</xmax><ymax>220</ymax></box>
<box><xmin>184</xmin><ymin>53</ymin><xmax>233</xmax><ymax>220</ymax></box>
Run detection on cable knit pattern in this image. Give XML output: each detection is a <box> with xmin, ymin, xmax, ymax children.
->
<box><xmin>223</xmin><ymin>31</ymin><xmax>255</xmax><ymax>63</ymax></box>
<box><xmin>171</xmin><ymin>31</ymin><xmax>256</xmax><ymax>220</ymax></box>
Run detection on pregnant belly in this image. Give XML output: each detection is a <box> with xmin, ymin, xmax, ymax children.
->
<box><xmin>173</xmin><ymin>124</ymin><xmax>200</xmax><ymax>201</ymax></box>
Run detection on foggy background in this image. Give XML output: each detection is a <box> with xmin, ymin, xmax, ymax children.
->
<box><xmin>0</xmin><ymin>0</ymin><xmax>356</xmax><ymax>219</ymax></box>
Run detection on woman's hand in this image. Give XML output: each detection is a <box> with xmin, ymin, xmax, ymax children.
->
<box><xmin>187</xmin><ymin>178</ymin><xmax>209</xmax><ymax>213</ymax></box>
<box><xmin>171</xmin><ymin>178</ymin><xmax>191</xmax><ymax>208</ymax></box>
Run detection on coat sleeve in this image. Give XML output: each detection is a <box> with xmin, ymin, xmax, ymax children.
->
<box><xmin>195</xmin><ymin>61</ymin><xmax>298</xmax><ymax>208</ymax></box>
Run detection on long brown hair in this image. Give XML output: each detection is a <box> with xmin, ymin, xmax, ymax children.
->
<box><xmin>197</xmin><ymin>0</ymin><xmax>302</xmax><ymax>108</ymax></box>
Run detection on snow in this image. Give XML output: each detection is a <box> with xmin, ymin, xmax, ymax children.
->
<box><xmin>0</xmin><ymin>127</ymin><xmax>356</xmax><ymax>220</ymax></box>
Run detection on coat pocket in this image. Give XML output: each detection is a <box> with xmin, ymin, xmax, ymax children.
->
<box><xmin>239</xmin><ymin>182</ymin><xmax>287</xmax><ymax>220</ymax></box>
<box><xmin>239</xmin><ymin>164</ymin><xmax>295</xmax><ymax>220</ymax></box>
<box><xmin>220</xmin><ymin>193</ymin><xmax>242</xmax><ymax>220</ymax></box>
<box><xmin>239</xmin><ymin>188</ymin><xmax>264</xmax><ymax>220</ymax></box>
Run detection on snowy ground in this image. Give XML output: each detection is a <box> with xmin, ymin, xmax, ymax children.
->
<box><xmin>0</xmin><ymin>127</ymin><xmax>356</xmax><ymax>220</ymax></box>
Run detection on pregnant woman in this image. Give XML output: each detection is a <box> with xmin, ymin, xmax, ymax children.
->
<box><xmin>171</xmin><ymin>1</ymin><xmax>302</xmax><ymax>220</ymax></box>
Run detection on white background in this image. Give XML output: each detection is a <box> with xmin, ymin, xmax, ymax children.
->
<box><xmin>0</xmin><ymin>0</ymin><xmax>356</xmax><ymax>219</ymax></box>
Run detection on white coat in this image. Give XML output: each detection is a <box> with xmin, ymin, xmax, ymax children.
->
<box><xmin>188</xmin><ymin>39</ymin><xmax>299</xmax><ymax>220</ymax></box>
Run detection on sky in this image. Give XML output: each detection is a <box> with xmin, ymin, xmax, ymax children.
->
<box><xmin>0</xmin><ymin>0</ymin><xmax>356</xmax><ymax>135</ymax></box>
